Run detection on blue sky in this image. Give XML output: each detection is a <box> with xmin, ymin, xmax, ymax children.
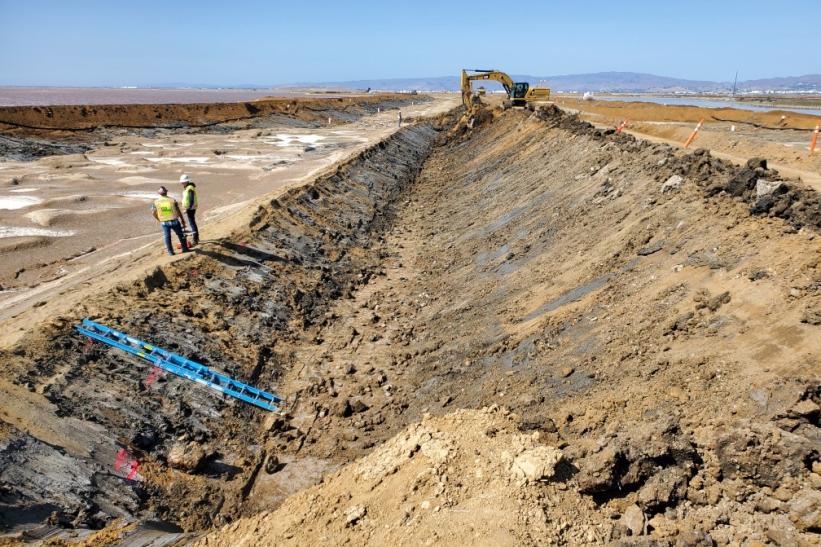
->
<box><xmin>0</xmin><ymin>0</ymin><xmax>818</xmax><ymax>86</ymax></box>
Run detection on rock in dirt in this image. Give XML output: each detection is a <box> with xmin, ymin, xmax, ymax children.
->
<box><xmin>788</xmin><ymin>489</ymin><xmax>821</xmax><ymax>532</ymax></box>
<box><xmin>756</xmin><ymin>179</ymin><xmax>787</xmax><ymax>198</ymax></box>
<box><xmin>576</xmin><ymin>419</ymin><xmax>699</xmax><ymax>506</ymax></box>
<box><xmin>510</xmin><ymin>446</ymin><xmax>565</xmax><ymax>483</ymax></box>
<box><xmin>167</xmin><ymin>441</ymin><xmax>207</xmax><ymax>472</ymax></box>
<box><xmin>637</xmin><ymin>240</ymin><xmax>664</xmax><ymax>256</ymax></box>
<box><xmin>344</xmin><ymin>505</ymin><xmax>367</xmax><ymax>527</ymax></box>
<box><xmin>620</xmin><ymin>504</ymin><xmax>645</xmax><ymax>536</ymax></box>
<box><xmin>661</xmin><ymin>175</ymin><xmax>684</xmax><ymax>193</ymax></box>
<box><xmin>710</xmin><ymin>422</ymin><xmax>816</xmax><ymax>488</ymax></box>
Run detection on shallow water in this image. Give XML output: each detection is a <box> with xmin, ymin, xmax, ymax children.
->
<box><xmin>89</xmin><ymin>158</ymin><xmax>128</xmax><ymax>166</ymax></box>
<box><xmin>0</xmin><ymin>196</ymin><xmax>43</xmax><ymax>210</ymax></box>
<box><xmin>273</xmin><ymin>134</ymin><xmax>325</xmax><ymax>147</ymax></box>
<box><xmin>0</xmin><ymin>226</ymin><xmax>76</xmax><ymax>238</ymax></box>
<box><xmin>145</xmin><ymin>157</ymin><xmax>210</xmax><ymax>164</ymax></box>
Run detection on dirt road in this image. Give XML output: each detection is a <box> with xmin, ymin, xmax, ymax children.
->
<box><xmin>0</xmin><ymin>94</ymin><xmax>458</xmax><ymax>348</ymax></box>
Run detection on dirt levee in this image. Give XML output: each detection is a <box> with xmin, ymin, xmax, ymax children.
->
<box><xmin>555</xmin><ymin>97</ymin><xmax>821</xmax><ymax>130</ymax></box>
<box><xmin>0</xmin><ymin>94</ymin><xmax>418</xmax><ymax>134</ymax></box>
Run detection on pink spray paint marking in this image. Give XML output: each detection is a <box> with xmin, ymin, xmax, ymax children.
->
<box><xmin>126</xmin><ymin>459</ymin><xmax>140</xmax><ymax>481</ymax></box>
<box><xmin>114</xmin><ymin>448</ymin><xmax>128</xmax><ymax>472</ymax></box>
<box><xmin>114</xmin><ymin>447</ymin><xmax>141</xmax><ymax>482</ymax></box>
<box><xmin>144</xmin><ymin>366</ymin><xmax>162</xmax><ymax>387</ymax></box>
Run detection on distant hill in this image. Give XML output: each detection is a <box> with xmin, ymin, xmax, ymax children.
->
<box><xmin>296</xmin><ymin>72</ymin><xmax>821</xmax><ymax>94</ymax></box>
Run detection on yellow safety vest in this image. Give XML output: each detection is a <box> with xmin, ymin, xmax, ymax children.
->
<box><xmin>154</xmin><ymin>196</ymin><xmax>179</xmax><ymax>222</ymax></box>
<box><xmin>182</xmin><ymin>184</ymin><xmax>198</xmax><ymax>210</ymax></box>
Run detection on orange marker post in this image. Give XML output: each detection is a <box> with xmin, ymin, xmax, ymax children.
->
<box><xmin>810</xmin><ymin>124</ymin><xmax>819</xmax><ymax>155</ymax></box>
<box><xmin>615</xmin><ymin>119</ymin><xmax>629</xmax><ymax>134</ymax></box>
<box><xmin>683</xmin><ymin>119</ymin><xmax>704</xmax><ymax>148</ymax></box>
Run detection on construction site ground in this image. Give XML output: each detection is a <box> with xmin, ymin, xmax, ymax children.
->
<box><xmin>0</xmin><ymin>94</ymin><xmax>457</xmax><ymax>349</ymax></box>
<box><xmin>0</xmin><ymin>96</ymin><xmax>819</xmax><ymax>546</ymax></box>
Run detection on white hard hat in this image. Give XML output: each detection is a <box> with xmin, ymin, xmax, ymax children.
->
<box><xmin>179</xmin><ymin>174</ymin><xmax>192</xmax><ymax>184</ymax></box>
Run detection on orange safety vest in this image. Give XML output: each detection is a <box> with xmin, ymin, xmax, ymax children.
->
<box><xmin>154</xmin><ymin>196</ymin><xmax>179</xmax><ymax>222</ymax></box>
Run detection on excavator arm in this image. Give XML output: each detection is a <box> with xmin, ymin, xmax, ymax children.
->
<box><xmin>461</xmin><ymin>69</ymin><xmax>515</xmax><ymax>107</ymax></box>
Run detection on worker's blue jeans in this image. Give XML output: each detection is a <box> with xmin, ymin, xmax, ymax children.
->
<box><xmin>161</xmin><ymin>219</ymin><xmax>188</xmax><ymax>255</ymax></box>
<box><xmin>185</xmin><ymin>209</ymin><xmax>199</xmax><ymax>244</ymax></box>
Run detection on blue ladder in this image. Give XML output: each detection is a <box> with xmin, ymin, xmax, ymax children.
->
<box><xmin>75</xmin><ymin>318</ymin><xmax>285</xmax><ymax>413</ymax></box>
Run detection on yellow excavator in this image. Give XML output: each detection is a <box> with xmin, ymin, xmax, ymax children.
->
<box><xmin>461</xmin><ymin>69</ymin><xmax>551</xmax><ymax>109</ymax></box>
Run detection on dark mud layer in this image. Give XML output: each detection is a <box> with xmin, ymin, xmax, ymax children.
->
<box><xmin>0</xmin><ymin>134</ymin><xmax>92</xmax><ymax>161</ymax></box>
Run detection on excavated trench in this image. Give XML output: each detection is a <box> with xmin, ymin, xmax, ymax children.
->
<box><xmin>1</xmin><ymin>106</ymin><xmax>819</xmax><ymax>544</ymax></box>
<box><xmin>0</xmin><ymin>116</ymin><xmax>448</xmax><ymax>534</ymax></box>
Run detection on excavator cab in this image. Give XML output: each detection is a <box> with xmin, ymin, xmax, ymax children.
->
<box><xmin>510</xmin><ymin>82</ymin><xmax>530</xmax><ymax>106</ymax></box>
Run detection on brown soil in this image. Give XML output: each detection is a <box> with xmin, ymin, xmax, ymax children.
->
<box><xmin>554</xmin><ymin>97</ymin><xmax>821</xmax><ymax>192</ymax></box>
<box><xmin>1</xmin><ymin>105</ymin><xmax>819</xmax><ymax>545</ymax></box>
<box><xmin>554</xmin><ymin>97</ymin><xmax>821</xmax><ymax>130</ymax></box>
<box><xmin>0</xmin><ymin>94</ymin><xmax>414</xmax><ymax>137</ymax></box>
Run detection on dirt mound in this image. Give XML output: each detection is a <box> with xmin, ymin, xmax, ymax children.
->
<box><xmin>196</xmin><ymin>407</ymin><xmax>603</xmax><ymax>546</ymax></box>
<box><xmin>535</xmin><ymin>105</ymin><xmax>821</xmax><ymax>230</ymax></box>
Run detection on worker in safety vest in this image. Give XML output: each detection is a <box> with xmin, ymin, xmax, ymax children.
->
<box><xmin>151</xmin><ymin>186</ymin><xmax>189</xmax><ymax>256</ymax></box>
<box><xmin>180</xmin><ymin>174</ymin><xmax>199</xmax><ymax>245</ymax></box>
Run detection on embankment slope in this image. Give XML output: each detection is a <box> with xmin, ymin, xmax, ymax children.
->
<box><xmin>199</xmin><ymin>106</ymin><xmax>820</xmax><ymax>544</ymax></box>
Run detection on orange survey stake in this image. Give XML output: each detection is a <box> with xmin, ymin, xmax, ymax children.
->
<box><xmin>615</xmin><ymin>119</ymin><xmax>629</xmax><ymax>134</ymax></box>
<box><xmin>683</xmin><ymin>119</ymin><xmax>704</xmax><ymax>148</ymax></box>
<box><xmin>810</xmin><ymin>124</ymin><xmax>819</xmax><ymax>154</ymax></box>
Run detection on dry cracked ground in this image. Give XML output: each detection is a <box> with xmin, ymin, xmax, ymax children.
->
<box><xmin>1</xmin><ymin>105</ymin><xmax>819</xmax><ymax>546</ymax></box>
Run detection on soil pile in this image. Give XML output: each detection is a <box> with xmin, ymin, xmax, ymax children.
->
<box><xmin>195</xmin><ymin>407</ymin><xmax>601</xmax><ymax>546</ymax></box>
